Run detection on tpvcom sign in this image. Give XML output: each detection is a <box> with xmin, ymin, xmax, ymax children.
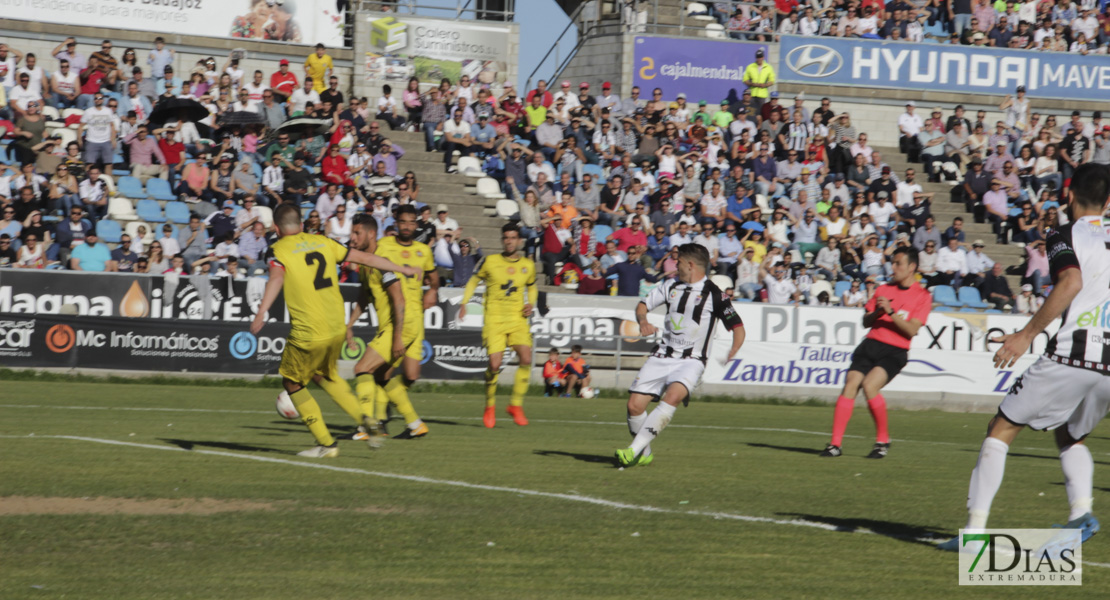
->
<box><xmin>957</xmin><ymin>529</ymin><xmax>1081</xmax><ymax>585</ymax></box>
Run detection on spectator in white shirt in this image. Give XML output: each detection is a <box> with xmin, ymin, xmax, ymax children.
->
<box><xmin>898</xmin><ymin>101</ymin><xmax>924</xmax><ymax>157</ymax></box>
<box><xmin>669</xmin><ymin>221</ymin><xmax>693</xmax><ymax>247</ymax></box>
<box><xmin>841</xmin><ymin>279</ymin><xmax>867</xmax><ymax>307</ymax></box>
<box><xmin>1014</xmin><ymin>283</ymin><xmax>1043</xmax><ymax>315</ymax></box>
<box><xmin>434</xmin><ymin>204</ymin><xmax>460</xmax><ymax>234</ymax></box>
<box><xmin>963</xmin><ymin>239</ymin><xmax>994</xmax><ymax>287</ymax></box>
<box><xmin>693</xmin><ymin>222</ymin><xmax>720</xmax><ymax>269</ymax></box>
<box><xmin>935</xmin><ymin>236</ymin><xmax>968</xmax><ymax>287</ymax></box>
<box><xmin>761</xmin><ymin>259</ymin><xmax>798</xmax><ymax>305</ymax></box>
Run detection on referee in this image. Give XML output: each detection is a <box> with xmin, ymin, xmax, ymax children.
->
<box><xmin>820</xmin><ymin>246</ymin><xmax>933</xmax><ymax>459</ymax></box>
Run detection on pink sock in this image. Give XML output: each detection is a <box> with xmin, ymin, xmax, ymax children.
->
<box><xmin>868</xmin><ymin>394</ymin><xmax>890</xmax><ymax>444</ymax></box>
<box><xmin>830</xmin><ymin>395</ymin><xmax>855</xmax><ymax>447</ymax></box>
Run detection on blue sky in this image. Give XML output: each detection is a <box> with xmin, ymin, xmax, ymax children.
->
<box><xmin>399</xmin><ymin>0</ymin><xmax>573</xmax><ymax>90</ymax></box>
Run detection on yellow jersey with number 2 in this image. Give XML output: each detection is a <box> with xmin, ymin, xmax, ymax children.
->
<box><xmin>270</xmin><ymin>233</ymin><xmax>349</xmax><ymax>343</ymax></box>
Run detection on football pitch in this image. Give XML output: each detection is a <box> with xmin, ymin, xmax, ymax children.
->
<box><xmin>1</xmin><ymin>377</ymin><xmax>1108</xmax><ymax>599</ymax></box>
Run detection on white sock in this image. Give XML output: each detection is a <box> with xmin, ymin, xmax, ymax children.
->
<box><xmin>407</xmin><ymin>419</ymin><xmax>424</xmax><ymax>430</ymax></box>
<box><xmin>1060</xmin><ymin>443</ymin><xmax>1094</xmax><ymax>521</ymax></box>
<box><xmin>966</xmin><ymin>437</ymin><xmax>1010</xmax><ymax>530</ymax></box>
<box><xmin>627</xmin><ymin>411</ymin><xmax>651</xmax><ymax>456</ymax></box>
<box><xmin>630</xmin><ymin>403</ymin><xmax>676</xmax><ymax>456</ymax></box>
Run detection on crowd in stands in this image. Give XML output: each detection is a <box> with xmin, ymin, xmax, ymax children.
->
<box><xmin>697</xmin><ymin>0</ymin><xmax>1110</xmax><ymax>52</ymax></box>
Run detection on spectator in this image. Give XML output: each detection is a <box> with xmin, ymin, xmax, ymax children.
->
<box><xmin>717</xmin><ymin>224</ymin><xmax>743</xmax><ymax>277</ymax></box>
<box><xmin>978</xmin><ymin>262</ymin><xmax>1014</xmax><ymax>310</ymax></box>
<box><xmin>963</xmin><ymin>239</ymin><xmax>994</xmax><ymax>287</ymax></box>
<box><xmin>743</xmin><ymin>49</ymin><xmax>774</xmax><ymax>116</ymax></box>
<box><xmin>442</xmin><ymin>108</ymin><xmax>472</xmax><ymax>172</ymax></box>
<box><xmin>69</xmin><ymin>229</ymin><xmax>111</xmax><ymax>271</ymax></box>
<box><xmin>935</xmin><ymin>236</ymin><xmax>968</xmax><ymax>287</ymax></box>
<box><xmin>605</xmin><ymin>245</ymin><xmax>658</xmax><ymax>296</ymax></box>
<box><xmin>178</xmin><ymin>214</ymin><xmax>207</xmax><ymax>265</ymax></box>
<box><xmin>111</xmin><ymin>233</ymin><xmax>139</xmax><ymax>272</ymax></box>
<box><xmin>305</xmin><ymin>44</ymin><xmax>332</xmax><ymax>93</ymax></box>
<box><xmin>761</xmin><ymin>259</ymin><xmax>796</xmax><ymax>304</ymax></box>
<box><xmin>237</xmin><ymin>221</ymin><xmax>268</xmax><ymax>272</ymax></box>
<box><xmin>918</xmin><ymin>240</ymin><xmax>940</xmax><ymax>286</ymax></box>
<box><xmin>270</xmin><ymin>58</ymin><xmax>297</xmax><ymax>102</ymax></box>
<box><xmin>1025</xmin><ymin>239</ymin><xmax>1049</xmax><ymax>291</ymax></box>
<box><xmin>434</xmin><ymin>205</ymin><xmax>460</xmax><ymax>235</ymax></box>
<box><xmin>841</xmin><ymin>279</ymin><xmax>867</xmax><ymax>307</ymax></box>
<box><xmin>1014</xmin><ymin>283</ymin><xmax>1043</xmax><ymax>315</ymax></box>
<box><xmin>124</xmin><ymin>125</ymin><xmax>168</xmax><ymax>184</ymax></box>
<box><xmin>287</xmin><ymin>77</ymin><xmax>320</xmax><ymax>116</ymax></box>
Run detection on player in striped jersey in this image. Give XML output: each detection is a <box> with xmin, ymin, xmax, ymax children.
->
<box><xmin>615</xmin><ymin>244</ymin><xmax>746</xmax><ymax>467</ymax></box>
<box><xmin>939</xmin><ymin>164</ymin><xmax>1110</xmax><ymax>551</ymax></box>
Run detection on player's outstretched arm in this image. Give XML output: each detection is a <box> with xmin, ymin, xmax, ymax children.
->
<box><xmin>250</xmin><ymin>267</ymin><xmax>285</xmax><ymax>335</ymax></box>
<box><xmin>994</xmin><ymin>268</ymin><xmax>1082</xmax><ymax>369</ymax></box>
<box><xmin>387</xmin><ymin>280</ymin><xmax>406</xmax><ymax>359</ymax></box>
<box><xmin>346</xmin><ymin>249</ymin><xmax>421</xmax><ymax>278</ymax></box>
<box><xmin>725</xmin><ymin>324</ymin><xmax>746</xmax><ymax>363</ymax></box>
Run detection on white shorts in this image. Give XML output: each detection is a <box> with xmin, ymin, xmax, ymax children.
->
<box><xmin>999</xmin><ymin>356</ymin><xmax>1110</xmax><ymax>438</ymax></box>
<box><xmin>629</xmin><ymin>356</ymin><xmax>705</xmax><ymax>401</ymax></box>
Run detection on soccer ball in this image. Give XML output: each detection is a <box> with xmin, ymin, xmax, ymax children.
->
<box><xmin>580</xmin><ymin>387</ymin><xmax>596</xmax><ymax>399</ymax></box>
<box><xmin>275</xmin><ymin>391</ymin><xmax>300</xmax><ymax>420</ymax></box>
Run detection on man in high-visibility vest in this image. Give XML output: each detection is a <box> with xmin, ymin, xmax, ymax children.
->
<box><xmin>743</xmin><ymin>49</ymin><xmax>775</xmax><ymax>121</ymax></box>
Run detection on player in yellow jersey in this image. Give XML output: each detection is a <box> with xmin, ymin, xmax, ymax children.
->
<box><xmin>367</xmin><ymin>204</ymin><xmax>439</xmax><ymax>439</ymax></box>
<box><xmin>250</xmin><ymin>204</ymin><xmax>419</xmax><ymax>458</ymax></box>
<box><xmin>459</xmin><ymin>223</ymin><xmax>538</xmax><ymax>428</ymax></box>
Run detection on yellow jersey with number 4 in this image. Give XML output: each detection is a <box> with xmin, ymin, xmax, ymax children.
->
<box><xmin>270</xmin><ymin>233</ymin><xmax>348</xmax><ymax>343</ymax></box>
<box><xmin>375</xmin><ymin>236</ymin><xmax>434</xmax><ymax>332</ymax></box>
<box><xmin>462</xmin><ymin>253</ymin><xmax>538</xmax><ymax>323</ymax></box>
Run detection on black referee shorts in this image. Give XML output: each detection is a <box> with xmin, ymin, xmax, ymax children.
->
<box><xmin>848</xmin><ymin>338</ymin><xmax>909</xmax><ymax>381</ymax></box>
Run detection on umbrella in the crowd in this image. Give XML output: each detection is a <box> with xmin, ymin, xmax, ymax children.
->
<box><xmin>148</xmin><ymin>97</ymin><xmax>210</xmax><ymax>125</ymax></box>
<box><xmin>276</xmin><ymin>117</ymin><xmax>330</xmax><ymax>141</ymax></box>
<box><xmin>740</xmin><ymin>221</ymin><xmax>765</xmax><ymax>233</ymax></box>
<box><xmin>218</xmin><ymin>111</ymin><xmax>267</xmax><ymax>127</ymax></box>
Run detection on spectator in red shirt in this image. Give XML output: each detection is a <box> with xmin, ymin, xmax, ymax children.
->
<box><xmin>526</xmin><ymin>79</ymin><xmax>554</xmax><ymax>108</ymax></box>
<box><xmin>607</xmin><ymin>216</ymin><xmax>648</xmax><ymax>252</ymax></box>
<box><xmin>158</xmin><ymin>130</ymin><xmax>186</xmax><ymax>189</ymax></box>
<box><xmin>542</xmin><ymin>348</ymin><xmax>565</xmax><ymax>396</ymax></box>
<box><xmin>270</xmin><ymin>59</ymin><xmax>298</xmax><ymax>102</ymax></box>
<box><xmin>320</xmin><ymin>144</ymin><xmax>353</xmax><ymax>187</ymax></box>
<box><xmin>774</xmin><ymin>0</ymin><xmax>800</xmax><ymax>22</ymax></box>
<box><xmin>77</xmin><ymin>57</ymin><xmax>107</xmax><ymax>109</ymax></box>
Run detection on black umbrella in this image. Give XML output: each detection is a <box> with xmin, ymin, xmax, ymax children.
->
<box><xmin>149</xmin><ymin>97</ymin><xmax>210</xmax><ymax>125</ymax></box>
<box><xmin>275</xmin><ymin>117</ymin><xmax>330</xmax><ymax>141</ymax></box>
<box><xmin>219</xmin><ymin>111</ymin><xmax>267</xmax><ymax>127</ymax></box>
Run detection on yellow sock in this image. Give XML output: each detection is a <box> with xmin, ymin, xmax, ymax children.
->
<box><xmin>290</xmin><ymin>388</ymin><xmax>334</xmax><ymax>447</ymax></box>
<box><xmin>373</xmin><ymin>385</ymin><xmax>389</xmax><ymax>422</ymax></box>
<box><xmin>510</xmin><ymin>367</ymin><xmax>529</xmax><ymax>407</ymax></box>
<box><xmin>355</xmin><ymin>373</ymin><xmax>378</xmax><ymax>415</ymax></box>
<box><xmin>384</xmin><ymin>378</ymin><xmax>420</xmax><ymax>424</ymax></box>
<box><xmin>485</xmin><ymin>368</ymin><xmax>499</xmax><ymax>408</ymax></box>
<box><xmin>317</xmin><ymin>376</ymin><xmax>363</xmax><ymax>425</ymax></box>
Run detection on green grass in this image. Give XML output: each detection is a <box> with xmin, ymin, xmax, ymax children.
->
<box><xmin>1</xmin><ymin>379</ymin><xmax>1107</xmax><ymax>599</ymax></box>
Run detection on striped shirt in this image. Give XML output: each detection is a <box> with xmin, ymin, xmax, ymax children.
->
<box><xmin>1044</xmin><ymin>217</ymin><xmax>1110</xmax><ymax>372</ymax></box>
<box><xmin>641</xmin><ymin>277</ymin><xmax>743</xmax><ymax>363</ymax></box>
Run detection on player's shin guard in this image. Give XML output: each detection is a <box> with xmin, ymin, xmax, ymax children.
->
<box><xmin>830</xmin><ymin>395</ymin><xmax>855</xmax><ymax>447</ymax></box>
<box><xmin>966</xmin><ymin>437</ymin><xmax>1010</xmax><ymax>530</ymax></box>
<box><xmin>630</xmin><ymin>402</ymin><xmax>675</xmax><ymax>456</ymax></box>
<box><xmin>355</xmin><ymin>373</ymin><xmax>378</xmax><ymax>413</ymax></box>
<box><xmin>627</xmin><ymin>410</ymin><xmax>652</xmax><ymax>457</ymax></box>
<box><xmin>290</xmin><ymin>388</ymin><xmax>335</xmax><ymax>447</ymax></box>
<box><xmin>867</xmin><ymin>394</ymin><xmax>890</xmax><ymax>444</ymax></box>
<box><xmin>1060</xmin><ymin>443</ymin><xmax>1094</xmax><ymax>521</ymax></box>
<box><xmin>510</xmin><ymin>367</ymin><xmax>529</xmax><ymax>407</ymax></box>
<box><xmin>485</xmin><ymin>368</ymin><xmax>499</xmax><ymax>408</ymax></box>
<box><xmin>317</xmin><ymin>377</ymin><xmax>364</xmax><ymax>424</ymax></box>
<box><xmin>385</xmin><ymin>377</ymin><xmax>421</xmax><ymax>425</ymax></box>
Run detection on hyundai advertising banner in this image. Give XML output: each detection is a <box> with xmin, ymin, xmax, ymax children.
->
<box><xmin>632</xmin><ymin>36</ymin><xmax>768</xmax><ymax>104</ymax></box>
<box><xmin>0</xmin><ymin>313</ymin><xmax>486</xmax><ymax>380</ymax></box>
<box><xmin>778</xmin><ymin>34</ymin><xmax>1110</xmax><ymax>101</ymax></box>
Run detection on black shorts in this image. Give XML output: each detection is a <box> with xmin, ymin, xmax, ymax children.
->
<box><xmin>848</xmin><ymin>338</ymin><xmax>909</xmax><ymax>381</ymax></box>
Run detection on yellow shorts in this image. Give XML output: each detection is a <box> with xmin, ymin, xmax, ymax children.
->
<box><xmin>280</xmin><ymin>334</ymin><xmax>344</xmax><ymax>385</ymax></box>
<box><xmin>367</xmin><ymin>322</ymin><xmax>424</xmax><ymax>367</ymax></box>
<box><xmin>484</xmin><ymin>319</ymin><xmax>532</xmax><ymax>355</ymax></box>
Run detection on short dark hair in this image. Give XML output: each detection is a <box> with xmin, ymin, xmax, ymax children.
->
<box><xmin>891</xmin><ymin>245</ymin><xmax>920</xmax><ymax>268</ymax></box>
<box><xmin>677</xmin><ymin>243</ymin><xmax>710</xmax><ymax>269</ymax></box>
<box><xmin>396</xmin><ymin>204</ymin><xmax>418</xmax><ymax>219</ymax></box>
<box><xmin>501</xmin><ymin>223</ymin><xmax>520</xmax><ymax>236</ymax></box>
<box><xmin>571</xmin><ymin>344</ymin><xmax>583</xmax><ymax>353</ymax></box>
<box><xmin>352</xmin><ymin>213</ymin><xmax>378</xmax><ymax>232</ymax></box>
<box><xmin>1070</xmin><ymin>164</ymin><xmax>1110</xmax><ymax>210</ymax></box>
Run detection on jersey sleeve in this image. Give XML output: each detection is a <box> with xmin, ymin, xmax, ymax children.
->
<box><xmin>641</xmin><ymin>280</ymin><xmax>669</xmax><ymax>311</ymax></box>
<box><xmin>422</xmin><ymin>245</ymin><xmax>435</xmax><ymax>273</ymax></box>
<box><xmin>1046</xmin><ymin>225</ymin><xmax>1079</xmax><ymax>283</ymax></box>
<box><xmin>864</xmin><ymin>292</ymin><xmax>877</xmax><ymax>313</ymax></box>
<box><xmin>713</xmin><ymin>291</ymin><xmax>744</xmax><ymax>330</ymax></box>
<box><xmin>910</xmin><ymin>289</ymin><xmax>932</xmax><ymax>325</ymax></box>
<box><xmin>381</xmin><ymin>271</ymin><xmax>398</xmax><ymax>289</ymax></box>
<box><xmin>325</xmin><ymin>237</ymin><xmax>350</xmax><ymax>265</ymax></box>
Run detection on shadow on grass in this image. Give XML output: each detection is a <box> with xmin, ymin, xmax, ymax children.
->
<box><xmin>975</xmin><ymin>450</ymin><xmax>1110</xmax><ymax>467</ymax></box>
<box><xmin>422</xmin><ymin>418</ymin><xmax>471</xmax><ymax>427</ymax></box>
<box><xmin>533</xmin><ymin>449</ymin><xmax>615</xmax><ymax>466</ymax></box>
<box><xmin>160</xmin><ymin>438</ymin><xmax>296</xmax><ymax>455</ymax></box>
<box><xmin>746</xmin><ymin>442</ymin><xmax>822</xmax><ymax>456</ymax></box>
<box><xmin>776</xmin><ymin>512</ymin><xmax>950</xmax><ymax>547</ymax></box>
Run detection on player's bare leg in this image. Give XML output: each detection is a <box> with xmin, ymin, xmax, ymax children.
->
<box><xmin>616</xmin><ymin>383</ymin><xmax>687</xmax><ymax>466</ymax></box>
<box><xmin>506</xmin><ymin>344</ymin><xmax>533</xmax><ymax>426</ymax></box>
<box><xmin>484</xmin><ymin>350</ymin><xmax>504</xmax><ymax>428</ymax></box>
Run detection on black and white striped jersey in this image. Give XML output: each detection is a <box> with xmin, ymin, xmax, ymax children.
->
<box><xmin>641</xmin><ymin>277</ymin><xmax>743</xmax><ymax>363</ymax></box>
<box><xmin>1045</xmin><ymin>216</ymin><xmax>1110</xmax><ymax>372</ymax></box>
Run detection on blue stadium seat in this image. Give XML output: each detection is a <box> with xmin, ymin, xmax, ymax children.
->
<box><xmin>117</xmin><ymin>176</ymin><xmax>146</xmax><ymax>199</ymax></box>
<box><xmin>164</xmin><ymin>201</ymin><xmax>191</xmax><ymax>224</ymax></box>
<box><xmin>1041</xmin><ymin>200</ymin><xmax>1059</xmax><ymax>210</ymax></box>
<box><xmin>135</xmin><ymin>199</ymin><xmax>166</xmax><ymax>223</ymax></box>
<box><xmin>252</xmin><ymin>162</ymin><xmax>264</xmax><ymax>179</ymax></box>
<box><xmin>593</xmin><ymin>224</ymin><xmax>614</xmax><ymax>241</ymax></box>
<box><xmin>834</xmin><ymin>280</ymin><xmax>851</xmax><ymax>298</ymax></box>
<box><xmin>146</xmin><ymin>178</ymin><xmax>176</xmax><ymax>202</ymax></box>
<box><xmin>95</xmin><ymin>219</ymin><xmax>122</xmax><ymax>243</ymax></box>
<box><xmin>582</xmin><ymin>164</ymin><xmax>604</xmax><ymax>182</ymax></box>
<box><xmin>957</xmin><ymin>286</ymin><xmax>990</xmax><ymax>308</ymax></box>
<box><xmin>931</xmin><ymin>285</ymin><xmax>962</xmax><ymax>307</ymax></box>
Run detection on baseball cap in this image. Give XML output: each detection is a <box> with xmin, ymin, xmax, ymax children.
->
<box><xmin>223</xmin><ymin>200</ymin><xmax>235</xmax><ymax>209</ymax></box>
<box><xmin>755</xmin><ymin>49</ymin><xmax>765</xmax><ymax>58</ymax></box>
<box><xmin>436</xmin><ymin>203</ymin><xmax>449</xmax><ymax>213</ymax></box>
<box><xmin>932</xmin><ymin>107</ymin><xmax>943</xmax><ymax>114</ymax></box>
<box><xmin>972</xmin><ymin>32</ymin><xmax>985</xmax><ymax>40</ymax></box>
<box><xmin>833</xmin><ymin>173</ymin><xmax>844</xmax><ymax>181</ymax></box>
<box><xmin>602</xmin><ymin>81</ymin><xmax>611</xmax><ymax>89</ymax></box>
<box><xmin>1021</xmin><ymin>284</ymin><xmax>1033</xmax><ymax>292</ymax></box>
<box><xmin>905</xmin><ymin>100</ymin><xmax>916</xmax><ymax>107</ymax></box>
<box><xmin>770</xmin><ymin>91</ymin><xmax>779</xmax><ymax>98</ymax></box>
<box><xmin>698</xmin><ymin>100</ymin><xmax>707</xmax><ymax>106</ymax></box>
<box><xmin>1016</xmin><ymin>85</ymin><xmax>1026</xmax><ymax>93</ymax></box>
<box><xmin>279</xmin><ymin>59</ymin><xmax>289</xmax><ymax>65</ymax></box>
<box><xmin>579</xmin><ymin>82</ymin><xmax>589</xmax><ymax>89</ymax></box>
<box><xmin>676</xmin><ymin>93</ymin><xmax>686</xmax><ymax>99</ymax></box>
<box><xmin>737</xmin><ymin>107</ymin><xmax>747</xmax><ymax>114</ymax></box>
<box><xmin>896</xmin><ymin>232</ymin><xmax>909</xmax><ymax>241</ymax></box>
<box><xmin>881</xmin><ymin>166</ymin><xmax>891</xmax><ymax>174</ymax></box>
<box><xmin>877</xmin><ymin>191</ymin><xmax>889</xmax><ymax>199</ymax></box>
<box><xmin>720</xmin><ymin>99</ymin><xmax>729</xmax><ymax>105</ymax></box>
<box><xmin>973</xmin><ymin>239</ymin><xmax>985</xmax><ymax>247</ymax></box>
<box><xmin>561</xmin><ymin>80</ymin><xmax>570</xmax><ymax>88</ymax></box>
<box><xmin>1103</xmin><ymin>125</ymin><xmax>1110</xmax><ymax>132</ymax></box>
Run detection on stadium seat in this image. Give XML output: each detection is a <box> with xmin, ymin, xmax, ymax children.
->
<box><xmin>754</xmin><ymin>194</ymin><xmax>771</xmax><ymax>216</ymax></box>
<box><xmin>456</xmin><ymin>156</ymin><xmax>483</xmax><ymax>177</ymax></box>
<box><xmin>495</xmin><ymin>199</ymin><xmax>518</xmax><ymax>219</ymax></box>
<box><xmin>95</xmin><ymin>219</ymin><xmax>122</xmax><ymax>243</ymax></box>
<box><xmin>687</xmin><ymin>2</ymin><xmax>713</xmax><ymax>20</ymax></box>
<box><xmin>146</xmin><ymin>178</ymin><xmax>175</xmax><ymax>201</ymax></box>
<box><xmin>582</xmin><ymin>164</ymin><xmax>604</xmax><ymax>181</ymax></box>
<box><xmin>164</xmin><ymin>201</ymin><xmax>191</xmax><ymax>224</ymax></box>
<box><xmin>52</xmin><ymin>127</ymin><xmax>77</xmax><ymax>147</ymax></box>
<box><xmin>834</xmin><ymin>280</ymin><xmax>851</xmax><ymax>298</ymax></box>
<box><xmin>256</xmin><ymin>206</ymin><xmax>274</xmax><ymax>228</ymax></box>
<box><xmin>957</xmin><ymin>286</ymin><xmax>990</xmax><ymax>308</ymax></box>
<box><xmin>809</xmin><ymin>279</ymin><xmax>835</xmax><ymax>303</ymax></box>
<box><xmin>61</xmin><ymin>108</ymin><xmax>84</xmax><ymax>120</ymax></box>
<box><xmin>705</xmin><ymin>23</ymin><xmax>726</xmax><ymax>38</ymax></box>
<box><xmin>476</xmin><ymin>177</ymin><xmax>506</xmax><ymax>199</ymax></box>
<box><xmin>98</xmin><ymin>174</ymin><xmax>116</xmax><ymax>195</ymax></box>
<box><xmin>1041</xmin><ymin>200</ymin><xmax>1059</xmax><ymax>210</ymax></box>
<box><xmin>118</xmin><ymin>176</ymin><xmax>146</xmax><ymax>199</ymax></box>
<box><xmin>136</xmin><ymin>199</ymin><xmax>166</xmax><ymax>223</ymax></box>
<box><xmin>593</xmin><ymin>224</ymin><xmax>614</xmax><ymax>241</ymax></box>
<box><xmin>41</xmin><ymin>106</ymin><xmax>61</xmax><ymax>121</ymax></box>
<box><xmin>252</xmin><ymin>162</ymin><xmax>263</xmax><ymax>180</ymax></box>
<box><xmin>107</xmin><ymin>196</ymin><xmax>138</xmax><ymax>221</ymax></box>
<box><xmin>710</xmin><ymin>274</ymin><xmax>733</xmax><ymax>291</ymax></box>
<box><xmin>931</xmin><ymin>285</ymin><xmax>962</xmax><ymax>307</ymax></box>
